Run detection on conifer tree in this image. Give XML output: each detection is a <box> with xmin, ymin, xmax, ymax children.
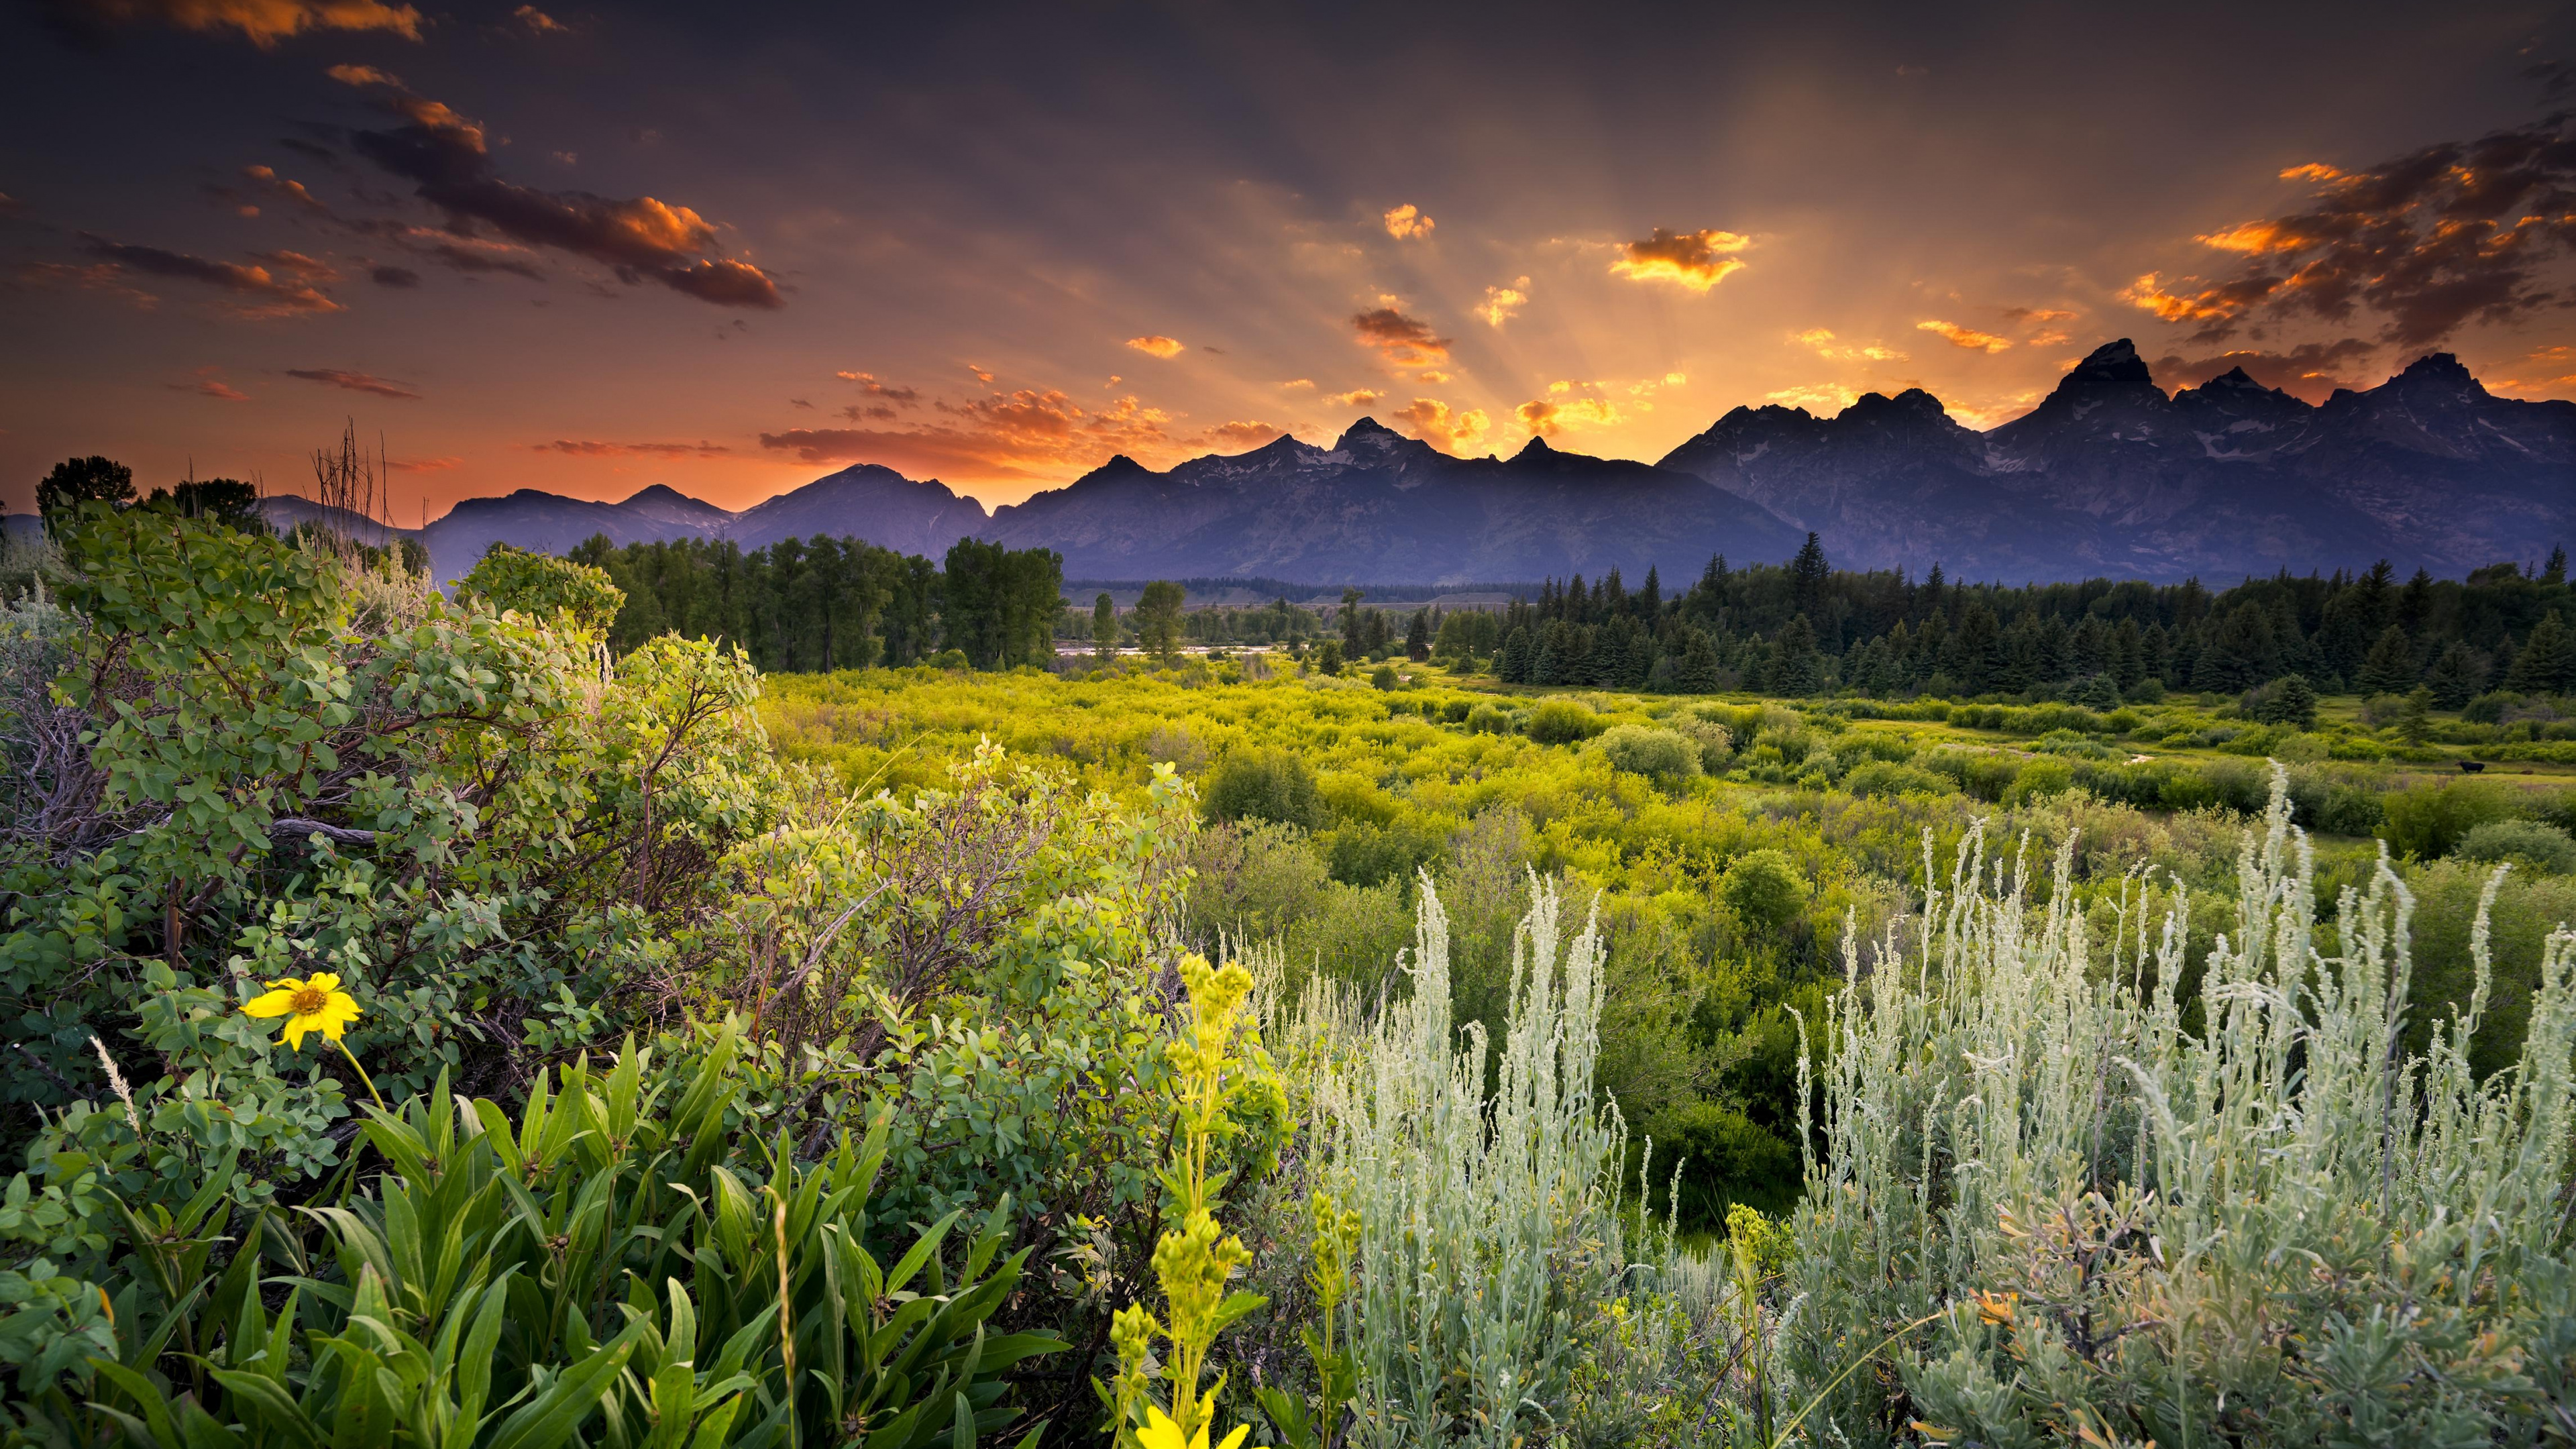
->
<box><xmin>2357</xmin><ymin>624</ymin><xmax>2420</xmax><ymax>696</ymax></box>
<box><xmin>1499</xmin><ymin>626</ymin><xmax>1532</xmax><ymax>683</ymax></box>
<box><xmin>2506</xmin><ymin>612</ymin><xmax>2572</xmax><ymax>695</ymax></box>
<box><xmin>2424</xmin><ymin>641</ymin><xmax>2489</xmax><ymax>707</ymax></box>
<box><xmin>1404</xmin><ymin>607</ymin><xmax>1431</xmax><ymax>661</ymax></box>
<box><xmin>1670</xmin><ymin>627</ymin><xmax>1722</xmax><ymax>694</ymax></box>
<box><xmin>1093</xmin><ymin>592</ymin><xmax>1118</xmax><ymax>657</ymax></box>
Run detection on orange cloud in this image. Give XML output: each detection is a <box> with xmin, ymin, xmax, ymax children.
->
<box><xmin>1324</xmin><ymin>388</ymin><xmax>1383</xmax><ymax>407</ymax></box>
<box><xmin>1198</xmin><ymin>421</ymin><xmax>1286</xmax><ymax>450</ymax></box>
<box><xmin>2027</xmin><ymin>329</ymin><xmax>2070</xmax><ymax>346</ymax></box>
<box><xmin>1479</xmin><ymin>276</ymin><xmax>1529</xmax><ymax>327</ymax></box>
<box><xmin>1609</xmin><ymin>227</ymin><xmax>1750</xmax><ymax>292</ymax></box>
<box><xmin>2116</xmin><ymin>272</ymin><xmax>2246</xmax><ymax>327</ymax></box>
<box><xmin>1351</xmin><ymin>305</ymin><xmax>1452</xmax><ymax>367</ymax></box>
<box><xmin>74</xmin><ymin>233</ymin><xmax>339</xmax><ymax>317</ymax></box>
<box><xmin>513</xmin><ymin>4</ymin><xmax>567</xmax><ymax>33</ymax></box>
<box><xmin>834</xmin><ymin>370</ymin><xmax>919</xmax><ymax>405</ymax></box>
<box><xmin>1794</xmin><ymin>327</ymin><xmax>1907</xmax><ymax>362</ymax></box>
<box><xmin>1383</xmin><ymin>204</ymin><xmax>1435</xmax><ymax>239</ymax></box>
<box><xmin>169</xmin><ymin>366</ymin><xmax>248</xmax><ymax>400</ymax></box>
<box><xmin>2000</xmin><ymin>307</ymin><xmax>2077</xmax><ymax>324</ymax></box>
<box><xmin>1766</xmin><ymin>383</ymin><xmax>1861</xmax><ymax>413</ymax></box>
<box><xmin>386</xmin><ymin>455</ymin><xmax>462</xmax><ymax>472</ymax></box>
<box><xmin>759</xmin><ymin>388</ymin><xmax>1182</xmax><ymax>485</ymax></box>
<box><xmin>1390</xmin><ymin>398</ymin><xmax>1489</xmax><ymax>455</ymax></box>
<box><xmin>533</xmin><ymin>439</ymin><xmax>733</xmax><ymax>458</ymax></box>
<box><xmin>1515</xmin><ymin>396</ymin><xmax>1623</xmax><ymax>437</ymax></box>
<box><xmin>1125</xmin><ymin>334</ymin><xmax>1185</xmax><ymax>358</ymax></box>
<box><xmin>286</xmin><ymin>367</ymin><xmax>417</xmax><ymax>398</ymax></box>
<box><xmin>1916</xmin><ymin>319</ymin><xmax>2012</xmax><ymax>353</ymax></box>
<box><xmin>2196</xmin><ymin>221</ymin><xmax>2302</xmax><ymax>255</ymax></box>
<box><xmin>72</xmin><ymin>0</ymin><xmax>421</xmax><ymax>46</ymax></box>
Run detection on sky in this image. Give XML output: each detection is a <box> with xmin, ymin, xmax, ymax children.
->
<box><xmin>3</xmin><ymin>0</ymin><xmax>2573</xmax><ymax>521</ymax></box>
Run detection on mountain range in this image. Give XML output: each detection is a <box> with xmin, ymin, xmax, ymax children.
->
<box><xmin>237</xmin><ymin>340</ymin><xmax>2569</xmax><ymax>587</ymax></box>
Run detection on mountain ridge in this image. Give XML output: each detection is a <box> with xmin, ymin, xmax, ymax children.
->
<box><xmin>238</xmin><ymin>341</ymin><xmax>2568</xmax><ymax>587</ymax></box>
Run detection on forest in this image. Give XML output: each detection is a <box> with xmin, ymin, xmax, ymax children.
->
<box><xmin>2</xmin><ymin>500</ymin><xmax>2573</xmax><ymax>1449</ymax></box>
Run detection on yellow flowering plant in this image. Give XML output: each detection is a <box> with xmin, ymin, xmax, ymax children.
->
<box><xmin>1102</xmin><ymin>953</ymin><xmax>1284</xmax><ymax>1449</ymax></box>
<box><xmin>241</xmin><ymin>972</ymin><xmax>383</xmax><ymax>1109</ymax></box>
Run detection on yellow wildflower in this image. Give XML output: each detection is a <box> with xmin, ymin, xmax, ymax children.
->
<box><xmin>243</xmin><ymin>973</ymin><xmax>361</xmax><ymax>1049</ymax></box>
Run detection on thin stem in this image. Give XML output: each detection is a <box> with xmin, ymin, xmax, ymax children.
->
<box><xmin>335</xmin><ymin>1037</ymin><xmax>387</xmax><ymax>1112</ymax></box>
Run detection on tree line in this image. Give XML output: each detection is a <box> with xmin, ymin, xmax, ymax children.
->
<box><xmin>1481</xmin><ymin>534</ymin><xmax>2576</xmax><ymax>702</ymax></box>
<box><xmin>568</xmin><ymin>532</ymin><xmax>1064</xmax><ymax>672</ymax></box>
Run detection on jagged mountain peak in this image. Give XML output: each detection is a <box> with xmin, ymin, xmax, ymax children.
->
<box><xmin>2064</xmin><ymin>337</ymin><xmax>2153</xmax><ymax>386</ymax></box>
<box><xmin>1841</xmin><ymin>388</ymin><xmax>1956</xmax><ymax>427</ymax></box>
<box><xmin>1515</xmin><ymin>434</ymin><xmax>1556</xmax><ymax>458</ymax></box>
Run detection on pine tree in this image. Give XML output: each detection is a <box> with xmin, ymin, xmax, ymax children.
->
<box><xmin>1093</xmin><ymin>592</ymin><xmax>1118</xmax><ymax>657</ymax></box>
<box><xmin>1770</xmin><ymin>614</ymin><xmax>1823</xmax><ymax>696</ymax></box>
<box><xmin>2545</xmin><ymin>545</ymin><xmax>2568</xmax><ymax>586</ymax></box>
<box><xmin>1499</xmin><ymin>626</ymin><xmax>1532</xmax><ymax>683</ymax></box>
<box><xmin>2357</xmin><ymin>624</ymin><xmax>2420</xmax><ymax>696</ymax></box>
<box><xmin>2424</xmin><ymin>642</ymin><xmax>2489</xmax><ymax>708</ymax></box>
<box><xmin>2506</xmin><ymin>612</ymin><xmax>2573</xmax><ymax>696</ymax></box>
<box><xmin>1670</xmin><ymin>628</ymin><xmax>1722</xmax><ymax>694</ymax></box>
<box><xmin>1789</xmin><ymin>532</ymin><xmax>1830</xmax><ymax>622</ymax></box>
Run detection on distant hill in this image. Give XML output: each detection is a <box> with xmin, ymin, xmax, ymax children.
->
<box><xmin>252</xmin><ymin>341</ymin><xmax>2570</xmax><ymax>589</ymax></box>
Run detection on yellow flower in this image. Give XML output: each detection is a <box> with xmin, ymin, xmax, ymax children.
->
<box><xmin>243</xmin><ymin>973</ymin><xmax>362</xmax><ymax>1051</ymax></box>
<box><xmin>1134</xmin><ymin>1405</ymin><xmax>1248</xmax><ymax>1449</ymax></box>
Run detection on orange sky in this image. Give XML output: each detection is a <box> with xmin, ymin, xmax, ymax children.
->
<box><xmin>4</xmin><ymin>0</ymin><xmax>2573</xmax><ymax>521</ymax></box>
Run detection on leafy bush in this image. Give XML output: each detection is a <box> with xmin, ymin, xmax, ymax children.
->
<box><xmin>1326</xmin><ymin>817</ymin><xmax>1448</xmax><ymax>888</ymax></box>
<box><xmin>1719</xmin><ymin>850</ymin><xmax>1803</xmax><ymax>933</ymax></box>
<box><xmin>1525</xmin><ymin>698</ymin><xmax>1604</xmax><ymax>745</ymax></box>
<box><xmin>9</xmin><ymin>1027</ymin><xmax>1063</xmax><ymax>1444</ymax></box>
<box><xmin>1595</xmin><ymin>724</ymin><xmax>1703</xmax><ymax>780</ymax></box>
<box><xmin>1464</xmin><ymin>702</ymin><xmax>1512</xmax><ymax>734</ymax></box>
<box><xmin>1842</xmin><ymin>759</ymin><xmax>1950</xmax><ymax>799</ymax></box>
<box><xmin>1203</xmin><ymin>747</ymin><xmax>1326</xmax><ymax>828</ymax></box>
<box><xmin>2378</xmin><ymin>778</ymin><xmax>2513</xmax><ymax>859</ymax></box>
<box><xmin>2455</xmin><ymin>817</ymin><xmax>2576</xmax><ymax>873</ymax></box>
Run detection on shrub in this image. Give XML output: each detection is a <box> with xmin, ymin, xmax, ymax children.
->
<box><xmin>1316</xmin><ymin>879</ymin><xmax>1628</xmax><ymax>1448</ymax></box>
<box><xmin>2463</xmin><ymin>690</ymin><xmax>2518</xmax><ymax>724</ymax></box>
<box><xmin>1326</xmin><ymin>816</ymin><xmax>1448</xmax><ymax>888</ymax></box>
<box><xmin>2002</xmin><ymin>756</ymin><xmax>2076</xmax><ymax>806</ymax></box>
<box><xmin>9</xmin><ymin>1028</ymin><xmax>1064</xmax><ymax>1440</ymax></box>
<box><xmin>1203</xmin><ymin>747</ymin><xmax>1326</xmax><ymax>828</ymax></box>
<box><xmin>1787</xmin><ymin>771</ymin><xmax>2576</xmax><ymax>1447</ymax></box>
<box><xmin>1720</xmin><ymin>849</ymin><xmax>1804</xmax><ymax>933</ymax></box>
<box><xmin>1527</xmin><ymin>698</ymin><xmax>1605</xmax><ymax>745</ymax></box>
<box><xmin>2314</xmin><ymin>783</ymin><xmax>2385</xmax><ymax>837</ymax></box>
<box><xmin>1465</xmin><ymin>702</ymin><xmax>1513</xmax><ymax>734</ymax></box>
<box><xmin>1597</xmin><ymin>724</ymin><xmax>1704</xmax><ymax>781</ymax></box>
<box><xmin>2455</xmin><ymin>818</ymin><xmax>2576</xmax><ymax>873</ymax></box>
<box><xmin>1843</xmin><ymin>759</ymin><xmax>1949</xmax><ymax>799</ymax></box>
<box><xmin>2378</xmin><ymin>778</ymin><xmax>2512</xmax><ymax>859</ymax></box>
<box><xmin>1370</xmin><ymin>663</ymin><xmax>1399</xmax><ymax>690</ymax></box>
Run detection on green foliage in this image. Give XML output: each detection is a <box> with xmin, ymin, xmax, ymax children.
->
<box><xmin>1525</xmin><ymin>697</ymin><xmax>1603</xmax><ymax>745</ymax></box>
<box><xmin>37</xmin><ymin>458</ymin><xmax>135</xmax><ymax>525</ymax></box>
<box><xmin>1595</xmin><ymin>724</ymin><xmax>1703</xmax><ymax>781</ymax></box>
<box><xmin>1788</xmin><ymin>771</ymin><xmax>2576</xmax><ymax>1448</ymax></box>
<box><xmin>9</xmin><ymin>1029</ymin><xmax>1063</xmax><ymax>1444</ymax></box>
<box><xmin>1136</xmin><ymin>580</ymin><xmax>1187</xmax><ymax>663</ymax></box>
<box><xmin>2379</xmin><ymin>778</ymin><xmax>2514</xmax><ymax>859</ymax></box>
<box><xmin>2455</xmin><ymin>816</ymin><xmax>2576</xmax><ymax>873</ymax></box>
<box><xmin>1202</xmin><ymin>749</ymin><xmax>1325</xmax><ymax>829</ymax></box>
<box><xmin>455</xmin><ymin>541</ymin><xmax>625</xmax><ymax>634</ymax></box>
<box><xmin>1718</xmin><ymin>849</ymin><xmax>1804</xmax><ymax>934</ymax></box>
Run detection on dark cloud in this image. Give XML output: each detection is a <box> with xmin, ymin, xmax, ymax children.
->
<box><xmin>76</xmin><ymin>233</ymin><xmax>340</xmax><ymax>315</ymax></box>
<box><xmin>370</xmin><ymin>264</ymin><xmax>420</xmax><ymax>287</ymax></box>
<box><xmin>330</xmin><ymin>66</ymin><xmax>784</xmax><ymax>310</ymax></box>
<box><xmin>45</xmin><ymin>0</ymin><xmax>420</xmax><ymax>47</ymax></box>
<box><xmin>2135</xmin><ymin>113</ymin><xmax>2576</xmax><ymax>347</ymax></box>
<box><xmin>2149</xmin><ymin>339</ymin><xmax>2379</xmax><ymax>402</ymax></box>
<box><xmin>1350</xmin><ymin>305</ymin><xmax>1451</xmax><ymax>366</ymax></box>
<box><xmin>286</xmin><ymin>367</ymin><xmax>419</xmax><ymax>398</ymax></box>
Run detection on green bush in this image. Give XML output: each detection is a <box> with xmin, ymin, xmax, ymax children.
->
<box><xmin>7</xmin><ymin>1028</ymin><xmax>1063</xmax><ymax>1442</ymax></box>
<box><xmin>2456</xmin><ymin>818</ymin><xmax>2576</xmax><ymax>873</ymax></box>
<box><xmin>1326</xmin><ymin>816</ymin><xmax>1448</xmax><ymax>888</ymax></box>
<box><xmin>1720</xmin><ymin>849</ymin><xmax>1804</xmax><ymax>933</ymax></box>
<box><xmin>2378</xmin><ymin>779</ymin><xmax>2513</xmax><ymax>859</ymax></box>
<box><xmin>1465</xmin><ymin>702</ymin><xmax>1513</xmax><ymax>734</ymax></box>
<box><xmin>1527</xmin><ymin>698</ymin><xmax>1605</xmax><ymax>745</ymax></box>
<box><xmin>2002</xmin><ymin>756</ymin><xmax>2076</xmax><ymax>806</ymax></box>
<box><xmin>1596</xmin><ymin>724</ymin><xmax>1703</xmax><ymax>780</ymax></box>
<box><xmin>1843</xmin><ymin>759</ymin><xmax>1950</xmax><ymax>799</ymax></box>
<box><xmin>1201</xmin><ymin>747</ymin><xmax>1326</xmax><ymax>828</ymax></box>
